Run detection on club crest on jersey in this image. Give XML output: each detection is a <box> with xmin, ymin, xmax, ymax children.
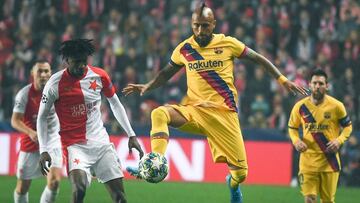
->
<box><xmin>41</xmin><ymin>94</ymin><xmax>48</xmax><ymax>103</ymax></box>
<box><xmin>324</xmin><ymin>112</ymin><xmax>331</xmax><ymax>119</ymax></box>
<box><xmin>214</xmin><ymin>47</ymin><xmax>223</xmax><ymax>54</ymax></box>
<box><xmin>89</xmin><ymin>80</ymin><xmax>98</xmax><ymax>91</ymax></box>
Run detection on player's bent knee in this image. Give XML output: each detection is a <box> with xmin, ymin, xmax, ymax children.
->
<box><xmin>16</xmin><ymin>180</ymin><xmax>31</xmax><ymax>194</ymax></box>
<box><xmin>151</xmin><ymin>107</ymin><xmax>170</xmax><ymax>125</ymax></box>
<box><xmin>230</xmin><ymin>168</ymin><xmax>248</xmax><ymax>184</ymax></box>
<box><xmin>305</xmin><ymin>195</ymin><xmax>317</xmax><ymax>203</ymax></box>
<box><xmin>48</xmin><ymin>178</ymin><xmax>60</xmax><ymax>190</ymax></box>
<box><xmin>151</xmin><ymin>107</ymin><xmax>170</xmax><ymax>136</ymax></box>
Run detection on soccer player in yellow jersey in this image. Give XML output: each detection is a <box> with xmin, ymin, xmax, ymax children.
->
<box><xmin>124</xmin><ymin>3</ymin><xmax>308</xmax><ymax>203</ymax></box>
<box><xmin>288</xmin><ymin>69</ymin><xmax>352</xmax><ymax>203</ymax></box>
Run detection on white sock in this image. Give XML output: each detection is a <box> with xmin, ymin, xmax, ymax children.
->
<box><xmin>14</xmin><ymin>191</ymin><xmax>28</xmax><ymax>203</ymax></box>
<box><xmin>40</xmin><ymin>186</ymin><xmax>59</xmax><ymax>203</ymax></box>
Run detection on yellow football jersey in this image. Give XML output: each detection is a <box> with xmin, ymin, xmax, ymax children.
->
<box><xmin>288</xmin><ymin>95</ymin><xmax>352</xmax><ymax>172</ymax></box>
<box><xmin>170</xmin><ymin>34</ymin><xmax>246</xmax><ymax>112</ymax></box>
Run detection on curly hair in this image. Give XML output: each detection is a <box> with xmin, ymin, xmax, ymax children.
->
<box><xmin>59</xmin><ymin>39</ymin><xmax>95</xmax><ymax>60</ymax></box>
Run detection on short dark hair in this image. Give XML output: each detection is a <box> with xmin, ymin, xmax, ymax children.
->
<box><xmin>310</xmin><ymin>69</ymin><xmax>328</xmax><ymax>83</ymax></box>
<box><xmin>59</xmin><ymin>39</ymin><xmax>95</xmax><ymax>60</ymax></box>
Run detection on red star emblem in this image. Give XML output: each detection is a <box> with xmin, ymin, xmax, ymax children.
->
<box><xmin>74</xmin><ymin>158</ymin><xmax>80</xmax><ymax>164</ymax></box>
<box><xmin>89</xmin><ymin>80</ymin><xmax>98</xmax><ymax>91</ymax></box>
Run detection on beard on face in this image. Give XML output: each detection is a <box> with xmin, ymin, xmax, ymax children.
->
<box><xmin>312</xmin><ymin>90</ymin><xmax>325</xmax><ymax>100</ymax></box>
<box><xmin>194</xmin><ymin>34</ymin><xmax>212</xmax><ymax>47</ymax></box>
<box><xmin>70</xmin><ymin>67</ymin><xmax>85</xmax><ymax>78</ymax></box>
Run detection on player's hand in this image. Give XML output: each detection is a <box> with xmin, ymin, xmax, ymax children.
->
<box><xmin>283</xmin><ymin>80</ymin><xmax>309</xmax><ymax>96</ymax></box>
<box><xmin>39</xmin><ymin>152</ymin><xmax>52</xmax><ymax>176</ymax></box>
<box><xmin>122</xmin><ymin>84</ymin><xmax>149</xmax><ymax>96</ymax></box>
<box><xmin>29</xmin><ymin>131</ymin><xmax>38</xmax><ymax>143</ymax></box>
<box><xmin>294</xmin><ymin>140</ymin><xmax>308</xmax><ymax>152</ymax></box>
<box><xmin>326</xmin><ymin>139</ymin><xmax>341</xmax><ymax>153</ymax></box>
<box><xmin>128</xmin><ymin>136</ymin><xmax>144</xmax><ymax>159</ymax></box>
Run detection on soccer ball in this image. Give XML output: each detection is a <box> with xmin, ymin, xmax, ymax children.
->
<box><xmin>138</xmin><ymin>152</ymin><xmax>169</xmax><ymax>183</ymax></box>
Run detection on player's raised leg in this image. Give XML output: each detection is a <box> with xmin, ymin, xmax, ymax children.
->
<box><xmin>226</xmin><ymin>165</ymin><xmax>247</xmax><ymax>203</ymax></box>
<box><xmin>150</xmin><ymin>106</ymin><xmax>187</xmax><ymax>154</ymax></box>
<box><xmin>127</xmin><ymin>106</ymin><xmax>187</xmax><ymax>177</ymax></box>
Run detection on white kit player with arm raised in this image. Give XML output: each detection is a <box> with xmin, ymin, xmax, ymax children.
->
<box><xmin>12</xmin><ymin>61</ymin><xmax>62</xmax><ymax>203</ymax></box>
<box><xmin>37</xmin><ymin>39</ymin><xmax>144</xmax><ymax>203</ymax></box>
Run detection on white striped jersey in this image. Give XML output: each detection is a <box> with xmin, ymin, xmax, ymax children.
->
<box><xmin>13</xmin><ymin>83</ymin><xmax>60</xmax><ymax>152</ymax></box>
<box><xmin>40</xmin><ymin>65</ymin><xmax>116</xmax><ymax>148</ymax></box>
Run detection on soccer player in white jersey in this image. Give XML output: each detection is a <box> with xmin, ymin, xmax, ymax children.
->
<box><xmin>37</xmin><ymin>39</ymin><xmax>144</xmax><ymax>203</ymax></box>
<box><xmin>12</xmin><ymin>61</ymin><xmax>62</xmax><ymax>203</ymax></box>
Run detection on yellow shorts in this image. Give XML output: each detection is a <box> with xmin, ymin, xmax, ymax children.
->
<box><xmin>167</xmin><ymin>104</ymin><xmax>247</xmax><ymax>169</ymax></box>
<box><xmin>298</xmin><ymin>171</ymin><xmax>339</xmax><ymax>202</ymax></box>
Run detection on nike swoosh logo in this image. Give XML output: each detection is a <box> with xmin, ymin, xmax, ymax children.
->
<box><xmin>304</xmin><ymin>114</ymin><xmax>310</xmax><ymax>118</ymax></box>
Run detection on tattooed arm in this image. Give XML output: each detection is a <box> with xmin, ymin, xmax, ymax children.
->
<box><xmin>241</xmin><ymin>47</ymin><xmax>308</xmax><ymax>96</ymax></box>
<box><xmin>122</xmin><ymin>63</ymin><xmax>183</xmax><ymax>96</ymax></box>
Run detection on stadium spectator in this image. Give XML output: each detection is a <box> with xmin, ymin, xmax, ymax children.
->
<box><xmin>12</xmin><ymin>61</ymin><xmax>62</xmax><ymax>203</ymax></box>
<box><xmin>341</xmin><ymin>135</ymin><xmax>360</xmax><ymax>186</ymax></box>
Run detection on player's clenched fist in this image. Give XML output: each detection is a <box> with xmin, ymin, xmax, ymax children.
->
<box><xmin>39</xmin><ymin>152</ymin><xmax>52</xmax><ymax>176</ymax></box>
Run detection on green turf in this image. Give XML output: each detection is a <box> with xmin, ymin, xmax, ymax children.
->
<box><xmin>0</xmin><ymin>176</ymin><xmax>359</xmax><ymax>203</ymax></box>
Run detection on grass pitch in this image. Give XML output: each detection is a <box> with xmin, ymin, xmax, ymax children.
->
<box><xmin>0</xmin><ymin>176</ymin><xmax>358</xmax><ymax>203</ymax></box>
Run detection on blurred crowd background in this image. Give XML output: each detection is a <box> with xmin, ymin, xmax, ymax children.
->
<box><xmin>0</xmin><ymin>0</ymin><xmax>359</xmax><ymax>186</ymax></box>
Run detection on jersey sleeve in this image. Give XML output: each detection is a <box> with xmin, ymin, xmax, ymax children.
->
<box><xmin>37</xmin><ymin>79</ymin><xmax>59</xmax><ymax>153</ymax></box>
<box><xmin>288</xmin><ymin>103</ymin><xmax>302</xmax><ymax>144</ymax></box>
<box><xmin>169</xmin><ymin>42</ymin><xmax>185</xmax><ymax>67</ymax></box>
<box><xmin>228</xmin><ymin>37</ymin><xmax>247</xmax><ymax>58</ymax></box>
<box><xmin>13</xmin><ymin>87</ymin><xmax>28</xmax><ymax>113</ymax></box>
<box><xmin>101</xmin><ymin>71</ymin><xmax>116</xmax><ymax>98</ymax></box>
<box><xmin>337</xmin><ymin>103</ymin><xmax>351</xmax><ymax>127</ymax></box>
<box><xmin>42</xmin><ymin>79</ymin><xmax>58</xmax><ymax>108</ymax></box>
<box><xmin>288</xmin><ymin>103</ymin><xmax>302</xmax><ymax>129</ymax></box>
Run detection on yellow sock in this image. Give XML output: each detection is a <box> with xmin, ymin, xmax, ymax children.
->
<box><xmin>150</xmin><ymin>107</ymin><xmax>171</xmax><ymax>155</ymax></box>
<box><xmin>151</xmin><ymin>135</ymin><xmax>168</xmax><ymax>155</ymax></box>
<box><xmin>230</xmin><ymin>169</ymin><xmax>247</xmax><ymax>188</ymax></box>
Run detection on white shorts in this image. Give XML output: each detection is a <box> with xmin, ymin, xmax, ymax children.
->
<box><xmin>66</xmin><ymin>141</ymin><xmax>123</xmax><ymax>186</ymax></box>
<box><xmin>16</xmin><ymin>148</ymin><xmax>63</xmax><ymax>180</ymax></box>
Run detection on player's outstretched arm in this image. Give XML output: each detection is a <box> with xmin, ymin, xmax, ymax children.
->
<box><xmin>122</xmin><ymin>63</ymin><xmax>182</xmax><ymax>96</ymax></box>
<box><xmin>242</xmin><ymin>48</ymin><xmax>308</xmax><ymax>96</ymax></box>
<box><xmin>107</xmin><ymin>94</ymin><xmax>144</xmax><ymax>158</ymax></box>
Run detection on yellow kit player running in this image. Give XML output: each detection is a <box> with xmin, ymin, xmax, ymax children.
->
<box><xmin>124</xmin><ymin>3</ymin><xmax>308</xmax><ymax>203</ymax></box>
<box><xmin>288</xmin><ymin>69</ymin><xmax>352</xmax><ymax>203</ymax></box>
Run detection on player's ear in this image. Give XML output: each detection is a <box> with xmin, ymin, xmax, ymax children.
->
<box><xmin>30</xmin><ymin>64</ymin><xmax>37</xmax><ymax>77</ymax></box>
<box><xmin>212</xmin><ymin>20</ymin><xmax>216</xmax><ymax>29</ymax></box>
